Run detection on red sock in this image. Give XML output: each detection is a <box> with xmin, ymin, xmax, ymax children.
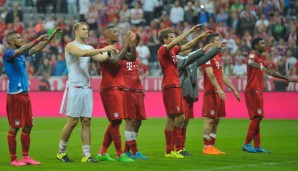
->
<box><xmin>127</xmin><ymin>140</ymin><xmax>138</xmax><ymax>155</ymax></box>
<box><xmin>245</xmin><ymin>117</ymin><xmax>261</xmax><ymax>144</ymax></box>
<box><xmin>173</xmin><ymin>126</ymin><xmax>182</xmax><ymax>151</ymax></box>
<box><xmin>254</xmin><ymin>122</ymin><xmax>261</xmax><ymax>148</ymax></box>
<box><xmin>21</xmin><ymin>130</ymin><xmax>31</xmax><ymax>156</ymax></box>
<box><xmin>203</xmin><ymin>137</ymin><xmax>210</xmax><ymax>146</ymax></box>
<box><xmin>181</xmin><ymin>127</ymin><xmax>187</xmax><ymax>150</ymax></box>
<box><xmin>8</xmin><ymin>130</ymin><xmax>17</xmax><ymax>161</ymax></box>
<box><xmin>124</xmin><ymin>141</ymin><xmax>130</xmax><ymax>152</ymax></box>
<box><xmin>99</xmin><ymin>124</ymin><xmax>112</xmax><ymax>155</ymax></box>
<box><xmin>210</xmin><ymin>136</ymin><xmax>216</xmax><ymax>146</ymax></box>
<box><xmin>164</xmin><ymin>130</ymin><xmax>172</xmax><ymax>154</ymax></box>
<box><xmin>110</xmin><ymin>120</ymin><xmax>123</xmax><ymax>156</ymax></box>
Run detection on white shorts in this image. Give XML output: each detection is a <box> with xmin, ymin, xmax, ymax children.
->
<box><xmin>59</xmin><ymin>86</ymin><xmax>93</xmax><ymax>118</ymax></box>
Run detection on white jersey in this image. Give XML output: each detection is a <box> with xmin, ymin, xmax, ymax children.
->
<box><xmin>65</xmin><ymin>41</ymin><xmax>92</xmax><ymax>87</ymax></box>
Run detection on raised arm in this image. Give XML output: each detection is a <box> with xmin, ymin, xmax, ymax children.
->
<box><xmin>166</xmin><ymin>24</ymin><xmax>201</xmax><ymax>51</ymax></box>
<box><xmin>12</xmin><ymin>34</ymin><xmax>49</xmax><ymax>58</ymax></box>
<box><xmin>248</xmin><ymin>58</ymin><xmax>295</xmax><ymax>82</ymax></box>
<box><xmin>180</xmin><ymin>30</ymin><xmax>213</xmax><ymax>52</ymax></box>
<box><xmin>29</xmin><ymin>27</ymin><xmax>63</xmax><ymax>56</ymax></box>
<box><xmin>66</xmin><ymin>43</ymin><xmax>116</xmax><ymax>57</ymax></box>
<box><xmin>222</xmin><ymin>72</ymin><xmax>241</xmax><ymax>101</ymax></box>
<box><xmin>106</xmin><ymin>31</ymin><xmax>135</xmax><ymax>64</ymax></box>
<box><xmin>205</xmin><ymin>67</ymin><xmax>226</xmax><ymax>100</ymax></box>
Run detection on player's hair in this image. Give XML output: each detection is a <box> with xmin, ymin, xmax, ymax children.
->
<box><xmin>158</xmin><ymin>28</ymin><xmax>174</xmax><ymax>44</ymax></box>
<box><xmin>103</xmin><ymin>25</ymin><xmax>116</xmax><ymax>37</ymax></box>
<box><xmin>72</xmin><ymin>22</ymin><xmax>88</xmax><ymax>35</ymax></box>
<box><xmin>205</xmin><ymin>33</ymin><xmax>219</xmax><ymax>44</ymax></box>
<box><xmin>252</xmin><ymin>37</ymin><xmax>264</xmax><ymax>50</ymax></box>
<box><xmin>6</xmin><ymin>31</ymin><xmax>19</xmax><ymax>44</ymax></box>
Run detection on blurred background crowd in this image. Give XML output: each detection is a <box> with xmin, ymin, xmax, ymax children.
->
<box><xmin>0</xmin><ymin>0</ymin><xmax>297</xmax><ymax>80</ymax></box>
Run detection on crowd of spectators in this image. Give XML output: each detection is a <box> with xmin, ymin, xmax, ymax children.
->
<box><xmin>0</xmin><ymin>0</ymin><xmax>297</xmax><ymax>79</ymax></box>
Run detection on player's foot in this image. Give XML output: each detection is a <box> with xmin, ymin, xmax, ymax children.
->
<box><xmin>124</xmin><ymin>151</ymin><xmax>132</xmax><ymax>158</ymax></box>
<box><xmin>81</xmin><ymin>155</ymin><xmax>98</xmax><ymax>163</ymax></box>
<box><xmin>96</xmin><ymin>153</ymin><xmax>116</xmax><ymax>162</ymax></box>
<box><xmin>254</xmin><ymin>147</ymin><xmax>271</xmax><ymax>153</ymax></box>
<box><xmin>57</xmin><ymin>152</ymin><xmax>74</xmax><ymax>162</ymax></box>
<box><xmin>21</xmin><ymin>156</ymin><xmax>41</xmax><ymax>165</ymax></box>
<box><xmin>165</xmin><ymin>151</ymin><xmax>184</xmax><ymax>158</ymax></box>
<box><xmin>202</xmin><ymin>146</ymin><xmax>219</xmax><ymax>155</ymax></box>
<box><xmin>10</xmin><ymin>159</ymin><xmax>26</xmax><ymax>166</ymax></box>
<box><xmin>117</xmin><ymin>153</ymin><xmax>134</xmax><ymax>162</ymax></box>
<box><xmin>210</xmin><ymin>146</ymin><xmax>226</xmax><ymax>154</ymax></box>
<box><xmin>178</xmin><ymin>150</ymin><xmax>191</xmax><ymax>156</ymax></box>
<box><xmin>242</xmin><ymin>144</ymin><xmax>256</xmax><ymax>153</ymax></box>
<box><xmin>131</xmin><ymin>151</ymin><xmax>148</xmax><ymax>160</ymax></box>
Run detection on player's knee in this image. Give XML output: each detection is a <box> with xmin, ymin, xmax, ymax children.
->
<box><xmin>111</xmin><ymin>119</ymin><xmax>122</xmax><ymax>126</ymax></box>
<box><xmin>9</xmin><ymin>127</ymin><xmax>19</xmax><ymax>133</ymax></box>
<box><xmin>176</xmin><ymin>114</ymin><xmax>185</xmax><ymax>126</ymax></box>
<box><xmin>134</xmin><ymin>120</ymin><xmax>142</xmax><ymax>128</ymax></box>
<box><xmin>22</xmin><ymin>126</ymin><xmax>32</xmax><ymax>134</ymax></box>
<box><xmin>68</xmin><ymin>118</ymin><xmax>79</xmax><ymax>128</ymax></box>
<box><xmin>81</xmin><ymin>118</ymin><xmax>91</xmax><ymax>127</ymax></box>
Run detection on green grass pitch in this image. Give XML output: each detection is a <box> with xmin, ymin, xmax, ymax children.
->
<box><xmin>0</xmin><ymin>118</ymin><xmax>298</xmax><ymax>171</ymax></box>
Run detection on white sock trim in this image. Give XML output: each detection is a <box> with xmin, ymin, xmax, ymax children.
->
<box><xmin>125</xmin><ymin>131</ymin><xmax>135</xmax><ymax>141</ymax></box>
<box><xmin>203</xmin><ymin>135</ymin><xmax>211</xmax><ymax>141</ymax></box>
<box><xmin>210</xmin><ymin>133</ymin><xmax>216</xmax><ymax>139</ymax></box>
<box><xmin>82</xmin><ymin>145</ymin><xmax>91</xmax><ymax>156</ymax></box>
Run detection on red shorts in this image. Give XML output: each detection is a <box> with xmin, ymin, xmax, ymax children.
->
<box><xmin>6</xmin><ymin>93</ymin><xmax>33</xmax><ymax>128</ymax></box>
<box><xmin>183</xmin><ymin>99</ymin><xmax>194</xmax><ymax>119</ymax></box>
<box><xmin>202</xmin><ymin>92</ymin><xmax>226</xmax><ymax>118</ymax></box>
<box><xmin>245</xmin><ymin>91</ymin><xmax>264</xmax><ymax>119</ymax></box>
<box><xmin>162</xmin><ymin>87</ymin><xmax>185</xmax><ymax>115</ymax></box>
<box><xmin>124</xmin><ymin>90</ymin><xmax>147</xmax><ymax>120</ymax></box>
<box><xmin>100</xmin><ymin>89</ymin><xmax>126</xmax><ymax>121</ymax></box>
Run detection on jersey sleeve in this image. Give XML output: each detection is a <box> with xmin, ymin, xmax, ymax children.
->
<box><xmin>24</xmin><ymin>50</ymin><xmax>29</xmax><ymax>57</ymax></box>
<box><xmin>3</xmin><ymin>49</ymin><xmax>15</xmax><ymax>61</ymax></box>
<box><xmin>174</xmin><ymin>46</ymin><xmax>181</xmax><ymax>54</ymax></box>
<box><xmin>204</xmin><ymin>59</ymin><xmax>212</xmax><ymax>67</ymax></box>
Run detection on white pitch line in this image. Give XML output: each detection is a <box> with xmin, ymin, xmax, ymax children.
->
<box><xmin>186</xmin><ymin>160</ymin><xmax>298</xmax><ymax>171</ymax></box>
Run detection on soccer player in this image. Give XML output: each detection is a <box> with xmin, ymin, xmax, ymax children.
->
<box><xmin>122</xmin><ymin>35</ymin><xmax>148</xmax><ymax>160</ymax></box>
<box><xmin>96</xmin><ymin>25</ymin><xmax>136</xmax><ymax>162</ymax></box>
<box><xmin>201</xmin><ymin>33</ymin><xmax>240</xmax><ymax>155</ymax></box>
<box><xmin>56</xmin><ymin>22</ymin><xmax>116</xmax><ymax>163</ymax></box>
<box><xmin>4</xmin><ymin>27</ymin><xmax>62</xmax><ymax>166</ymax></box>
<box><xmin>176</xmin><ymin>40</ymin><xmax>225</xmax><ymax>156</ymax></box>
<box><xmin>158</xmin><ymin>24</ymin><xmax>212</xmax><ymax>158</ymax></box>
<box><xmin>242</xmin><ymin>37</ymin><xmax>296</xmax><ymax>153</ymax></box>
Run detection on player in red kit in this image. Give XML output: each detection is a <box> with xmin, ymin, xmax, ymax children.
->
<box><xmin>96</xmin><ymin>25</ymin><xmax>136</xmax><ymax>162</ymax></box>
<box><xmin>158</xmin><ymin>24</ymin><xmax>212</xmax><ymax>158</ymax></box>
<box><xmin>243</xmin><ymin>37</ymin><xmax>296</xmax><ymax>153</ymax></box>
<box><xmin>202</xmin><ymin>33</ymin><xmax>240</xmax><ymax>155</ymax></box>
<box><xmin>121</xmin><ymin>35</ymin><xmax>148</xmax><ymax>160</ymax></box>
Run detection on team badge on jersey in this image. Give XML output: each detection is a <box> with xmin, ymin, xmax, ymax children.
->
<box><xmin>210</xmin><ymin>110</ymin><xmax>215</xmax><ymax>115</ymax></box>
<box><xmin>249</xmin><ymin>54</ymin><xmax>255</xmax><ymax>59</ymax></box>
<box><xmin>257</xmin><ymin>108</ymin><xmax>262</xmax><ymax>114</ymax></box>
<box><xmin>114</xmin><ymin>112</ymin><xmax>119</xmax><ymax>118</ymax></box>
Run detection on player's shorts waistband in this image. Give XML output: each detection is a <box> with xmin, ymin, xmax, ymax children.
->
<box><xmin>73</xmin><ymin>86</ymin><xmax>92</xmax><ymax>89</ymax></box>
<box><xmin>100</xmin><ymin>86</ymin><xmax>124</xmax><ymax>92</ymax></box>
<box><xmin>162</xmin><ymin>84</ymin><xmax>181</xmax><ymax>90</ymax></box>
<box><xmin>123</xmin><ymin>88</ymin><xmax>144</xmax><ymax>93</ymax></box>
<box><xmin>244</xmin><ymin>90</ymin><xmax>263</xmax><ymax>93</ymax></box>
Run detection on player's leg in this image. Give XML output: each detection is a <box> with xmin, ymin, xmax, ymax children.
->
<box><xmin>97</xmin><ymin>123</ymin><xmax>115</xmax><ymax>161</ymax></box>
<box><xmin>178</xmin><ymin>119</ymin><xmax>191</xmax><ymax>156</ymax></box>
<box><xmin>173</xmin><ymin>113</ymin><xmax>184</xmax><ymax>152</ymax></box>
<box><xmin>80</xmin><ymin>117</ymin><xmax>97</xmax><ymax>163</ymax></box>
<box><xmin>111</xmin><ymin>119</ymin><xmax>134</xmax><ymax>162</ymax></box>
<box><xmin>209</xmin><ymin>117</ymin><xmax>225</xmax><ymax>154</ymax></box>
<box><xmin>124</xmin><ymin>119</ymin><xmax>137</xmax><ymax>157</ymax></box>
<box><xmin>20</xmin><ymin>126</ymin><xmax>41</xmax><ymax>165</ymax></box>
<box><xmin>57</xmin><ymin>117</ymin><xmax>79</xmax><ymax>162</ymax></box>
<box><xmin>202</xmin><ymin>117</ymin><xmax>218</xmax><ymax>154</ymax></box>
<box><xmin>164</xmin><ymin>115</ymin><xmax>175</xmax><ymax>156</ymax></box>
<box><xmin>253</xmin><ymin>117</ymin><xmax>270</xmax><ymax>153</ymax></box>
<box><xmin>8</xmin><ymin>127</ymin><xmax>25</xmax><ymax>166</ymax></box>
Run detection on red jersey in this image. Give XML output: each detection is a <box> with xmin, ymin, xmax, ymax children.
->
<box><xmin>120</xmin><ymin>58</ymin><xmax>143</xmax><ymax>91</ymax></box>
<box><xmin>202</xmin><ymin>54</ymin><xmax>223</xmax><ymax>92</ymax></box>
<box><xmin>245</xmin><ymin>52</ymin><xmax>267</xmax><ymax>92</ymax></box>
<box><xmin>97</xmin><ymin>43</ymin><xmax>124</xmax><ymax>90</ymax></box>
<box><xmin>158</xmin><ymin>45</ymin><xmax>181</xmax><ymax>89</ymax></box>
